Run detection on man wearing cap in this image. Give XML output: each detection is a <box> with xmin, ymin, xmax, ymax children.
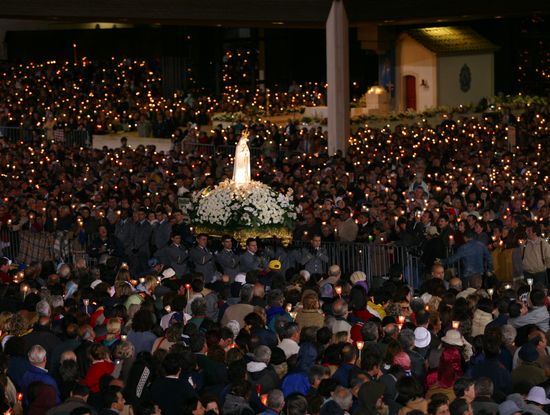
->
<box><xmin>215</xmin><ymin>235</ymin><xmax>239</xmax><ymax>280</ymax></box>
<box><xmin>511</xmin><ymin>342</ymin><xmax>546</xmax><ymax>390</ymax></box>
<box><xmin>189</xmin><ymin>234</ymin><xmax>217</xmax><ymax>283</ymax></box>
<box><xmin>300</xmin><ymin>235</ymin><xmax>329</xmax><ymax>276</ymax></box>
<box><xmin>155</xmin><ymin>234</ymin><xmax>189</xmax><ymax>277</ymax></box>
<box><xmin>239</xmin><ymin>238</ymin><xmax>268</xmax><ymax>274</ymax></box>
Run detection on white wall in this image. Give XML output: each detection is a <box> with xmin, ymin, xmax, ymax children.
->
<box><xmin>437</xmin><ymin>53</ymin><xmax>494</xmax><ymax>107</ymax></box>
<box><xmin>396</xmin><ymin>34</ymin><xmax>437</xmax><ymax>111</ymax></box>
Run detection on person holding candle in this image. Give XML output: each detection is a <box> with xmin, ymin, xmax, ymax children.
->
<box><xmin>509</xmin><ymin>288</ymin><xmax>550</xmax><ymax>332</ymax></box>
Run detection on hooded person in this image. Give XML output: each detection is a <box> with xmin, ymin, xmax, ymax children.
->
<box><xmin>354</xmin><ymin>381</ymin><xmax>387</xmax><ymax>415</ymax></box>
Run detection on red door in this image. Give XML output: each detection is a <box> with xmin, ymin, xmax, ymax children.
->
<box><xmin>404</xmin><ymin>75</ymin><xmax>416</xmax><ymax>111</ymax></box>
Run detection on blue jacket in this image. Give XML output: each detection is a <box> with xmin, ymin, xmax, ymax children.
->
<box><xmin>444</xmin><ymin>239</ymin><xmax>493</xmax><ymax>278</ymax></box>
<box><xmin>467</xmin><ymin>357</ymin><xmax>512</xmax><ymax>396</ymax></box>
<box><xmin>332</xmin><ymin>363</ymin><xmax>356</xmax><ymax>388</ymax></box>
<box><xmin>281</xmin><ymin>372</ymin><xmax>310</xmax><ymax>397</ymax></box>
<box><xmin>21</xmin><ymin>365</ymin><xmax>61</xmax><ymax>406</ymax></box>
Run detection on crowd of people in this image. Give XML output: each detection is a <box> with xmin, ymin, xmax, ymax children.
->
<box><xmin>0</xmin><ymin>57</ymin><xmax>547</xmax><ymax>415</ymax></box>
<box><xmin>0</xmin><ymin>59</ymin><xmax>325</xmax><ymax>139</ymax></box>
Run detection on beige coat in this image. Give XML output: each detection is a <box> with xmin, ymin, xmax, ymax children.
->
<box><xmin>295</xmin><ymin>309</ymin><xmax>325</xmax><ymax>329</ymax></box>
<box><xmin>471</xmin><ymin>309</ymin><xmax>493</xmax><ymax>337</ymax></box>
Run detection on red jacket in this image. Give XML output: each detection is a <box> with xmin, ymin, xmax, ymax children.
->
<box><xmin>82</xmin><ymin>360</ymin><xmax>115</xmax><ymax>393</ymax></box>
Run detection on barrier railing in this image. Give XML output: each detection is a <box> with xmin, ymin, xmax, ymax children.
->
<box><xmin>0</xmin><ymin>229</ymin><xmax>95</xmax><ymax>268</ymax></box>
<box><xmin>2</xmin><ymin>227</ymin><xmax>421</xmax><ymax>288</ymax></box>
<box><xmin>0</xmin><ymin>126</ymin><xmax>90</xmax><ymax>147</ymax></box>
<box><xmin>292</xmin><ymin>241</ymin><xmax>421</xmax><ymax>288</ymax></box>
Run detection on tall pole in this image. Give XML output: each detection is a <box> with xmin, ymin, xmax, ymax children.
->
<box><xmin>326</xmin><ymin>0</ymin><xmax>350</xmax><ymax>155</ymax></box>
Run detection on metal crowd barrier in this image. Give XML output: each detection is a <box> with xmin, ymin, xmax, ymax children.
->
<box><xmin>0</xmin><ymin>229</ymin><xmax>96</xmax><ymax>268</ymax></box>
<box><xmin>292</xmin><ymin>240</ymin><xmax>421</xmax><ymax>288</ymax></box>
<box><xmin>1</xmin><ymin>225</ymin><xmax>421</xmax><ymax>288</ymax></box>
<box><xmin>0</xmin><ymin>126</ymin><xmax>90</xmax><ymax>147</ymax></box>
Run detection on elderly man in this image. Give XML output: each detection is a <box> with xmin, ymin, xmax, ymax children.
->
<box><xmin>247</xmin><ymin>346</ymin><xmax>279</xmax><ymax>394</ymax></box>
<box><xmin>320</xmin><ymin>386</ymin><xmax>353</xmax><ymax>415</ymax></box>
<box><xmin>22</xmin><ymin>300</ymin><xmax>61</xmax><ymax>372</ymax></box>
<box><xmin>328</xmin><ymin>299</ymin><xmax>352</xmax><ymax>335</ymax></box>
<box><xmin>278</xmin><ymin>322</ymin><xmax>301</xmax><ymax>359</ymax></box>
<box><xmin>21</xmin><ymin>345</ymin><xmax>61</xmax><ymax>407</ymax></box>
<box><xmin>260</xmin><ymin>389</ymin><xmax>285</xmax><ymax>415</ymax></box>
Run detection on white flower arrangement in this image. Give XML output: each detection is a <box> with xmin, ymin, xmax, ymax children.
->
<box><xmin>190</xmin><ymin>179</ymin><xmax>297</xmax><ymax>231</ymax></box>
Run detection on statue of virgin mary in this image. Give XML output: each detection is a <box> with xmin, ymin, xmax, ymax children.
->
<box><xmin>233</xmin><ymin>130</ymin><xmax>251</xmax><ymax>186</ymax></box>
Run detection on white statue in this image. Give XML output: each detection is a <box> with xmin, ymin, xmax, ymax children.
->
<box><xmin>233</xmin><ymin>130</ymin><xmax>251</xmax><ymax>186</ymax></box>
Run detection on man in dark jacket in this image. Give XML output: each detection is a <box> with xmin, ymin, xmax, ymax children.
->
<box><xmin>46</xmin><ymin>384</ymin><xmax>96</xmax><ymax>415</ymax></box>
<box><xmin>22</xmin><ymin>300</ymin><xmax>61</xmax><ymax>372</ymax></box>
<box><xmin>247</xmin><ymin>346</ymin><xmax>280</xmax><ymax>394</ymax></box>
<box><xmin>150</xmin><ymin>353</ymin><xmax>197</xmax><ymax>415</ymax></box>
<box><xmin>332</xmin><ymin>344</ymin><xmax>362</xmax><ymax>388</ymax></box>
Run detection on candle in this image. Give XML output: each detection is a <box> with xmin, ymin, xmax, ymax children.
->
<box><xmin>527</xmin><ymin>278</ymin><xmax>534</xmax><ymax>287</ymax></box>
<box><xmin>22</xmin><ymin>285</ymin><xmax>29</xmax><ymax>300</ymax></box>
<box><xmin>452</xmin><ymin>321</ymin><xmax>460</xmax><ymax>329</ymax></box>
<box><xmin>335</xmin><ymin>286</ymin><xmax>342</xmax><ymax>296</ymax></box>
<box><xmin>290</xmin><ymin>311</ymin><xmax>297</xmax><ymax>320</ymax></box>
<box><xmin>356</xmin><ymin>341</ymin><xmax>364</xmax><ymax>351</ymax></box>
<box><xmin>139</xmin><ymin>277</ymin><xmax>145</xmax><ymax>284</ymax></box>
<box><xmin>398</xmin><ymin>315</ymin><xmax>405</xmax><ymax>324</ymax></box>
<box><xmin>83</xmin><ymin>298</ymin><xmax>89</xmax><ymax>314</ymax></box>
<box><xmin>487</xmin><ymin>288</ymin><xmax>494</xmax><ymax>297</ymax></box>
<box><xmin>285</xmin><ymin>303</ymin><xmax>292</xmax><ymax>313</ymax></box>
<box><xmin>185</xmin><ymin>283</ymin><xmax>191</xmax><ymax>301</ymax></box>
<box><xmin>121</xmin><ymin>334</ymin><xmax>127</xmax><ymax>341</ymax></box>
<box><xmin>164</xmin><ymin>305</ymin><xmax>171</xmax><ymax>313</ymax></box>
<box><xmin>504</xmin><ymin>283</ymin><xmax>512</xmax><ymax>290</ymax></box>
